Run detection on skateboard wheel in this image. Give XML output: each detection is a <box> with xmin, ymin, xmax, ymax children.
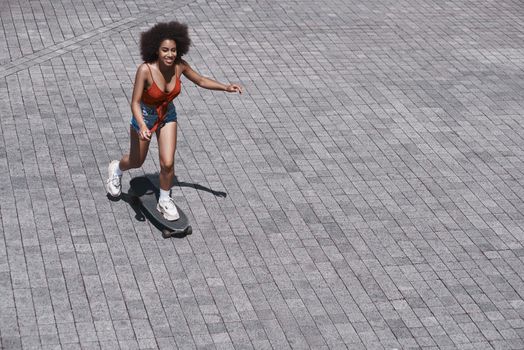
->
<box><xmin>186</xmin><ymin>226</ymin><xmax>192</xmax><ymax>235</ymax></box>
<box><xmin>161</xmin><ymin>229</ymin><xmax>172</xmax><ymax>239</ymax></box>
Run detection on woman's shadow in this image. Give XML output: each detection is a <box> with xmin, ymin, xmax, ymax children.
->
<box><xmin>117</xmin><ymin>174</ymin><xmax>227</xmax><ymax>223</ymax></box>
<box><xmin>172</xmin><ymin>175</ymin><xmax>227</xmax><ymax>198</ymax></box>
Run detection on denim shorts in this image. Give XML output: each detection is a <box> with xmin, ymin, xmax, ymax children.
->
<box><xmin>131</xmin><ymin>101</ymin><xmax>177</xmax><ymax>132</ymax></box>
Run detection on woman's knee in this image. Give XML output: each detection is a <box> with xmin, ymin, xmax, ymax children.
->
<box><xmin>159</xmin><ymin>160</ymin><xmax>174</xmax><ymax>174</ymax></box>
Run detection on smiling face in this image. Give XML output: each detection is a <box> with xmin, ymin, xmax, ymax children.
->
<box><xmin>157</xmin><ymin>39</ymin><xmax>177</xmax><ymax>66</ymax></box>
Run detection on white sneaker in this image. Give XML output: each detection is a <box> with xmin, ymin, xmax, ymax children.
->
<box><xmin>157</xmin><ymin>197</ymin><xmax>180</xmax><ymax>221</ymax></box>
<box><xmin>106</xmin><ymin>160</ymin><xmax>122</xmax><ymax>197</ymax></box>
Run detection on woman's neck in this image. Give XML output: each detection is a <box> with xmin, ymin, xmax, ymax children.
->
<box><xmin>157</xmin><ymin>61</ymin><xmax>174</xmax><ymax>76</ymax></box>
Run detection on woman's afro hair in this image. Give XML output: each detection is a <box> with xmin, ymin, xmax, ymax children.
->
<box><xmin>140</xmin><ymin>21</ymin><xmax>191</xmax><ymax>63</ymax></box>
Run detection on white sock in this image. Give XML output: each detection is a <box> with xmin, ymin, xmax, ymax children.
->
<box><xmin>114</xmin><ymin>162</ymin><xmax>123</xmax><ymax>176</ymax></box>
<box><xmin>159</xmin><ymin>189</ymin><xmax>170</xmax><ymax>201</ymax></box>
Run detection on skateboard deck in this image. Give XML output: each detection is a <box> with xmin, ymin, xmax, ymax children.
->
<box><xmin>129</xmin><ymin>176</ymin><xmax>192</xmax><ymax>238</ymax></box>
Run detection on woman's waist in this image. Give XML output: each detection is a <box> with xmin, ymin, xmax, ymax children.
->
<box><xmin>138</xmin><ymin>101</ymin><xmax>176</xmax><ymax>118</ymax></box>
<box><xmin>140</xmin><ymin>100</ymin><xmax>176</xmax><ymax>110</ymax></box>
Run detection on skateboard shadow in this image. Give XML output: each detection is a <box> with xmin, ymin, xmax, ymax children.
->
<box><xmin>119</xmin><ymin>192</ymin><xmax>146</xmax><ymax>222</ymax></box>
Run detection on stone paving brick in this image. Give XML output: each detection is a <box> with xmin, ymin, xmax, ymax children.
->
<box><xmin>1</xmin><ymin>0</ymin><xmax>524</xmax><ymax>348</ymax></box>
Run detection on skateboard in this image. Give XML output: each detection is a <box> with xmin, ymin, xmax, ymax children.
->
<box><xmin>129</xmin><ymin>176</ymin><xmax>192</xmax><ymax>238</ymax></box>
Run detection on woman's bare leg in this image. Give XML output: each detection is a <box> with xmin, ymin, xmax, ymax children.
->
<box><xmin>156</xmin><ymin>122</ymin><xmax>177</xmax><ymax>191</ymax></box>
<box><xmin>119</xmin><ymin>126</ymin><xmax>151</xmax><ymax>171</ymax></box>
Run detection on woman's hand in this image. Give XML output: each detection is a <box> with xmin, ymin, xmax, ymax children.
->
<box><xmin>138</xmin><ymin>126</ymin><xmax>151</xmax><ymax>141</ymax></box>
<box><xmin>225</xmin><ymin>84</ymin><xmax>243</xmax><ymax>94</ymax></box>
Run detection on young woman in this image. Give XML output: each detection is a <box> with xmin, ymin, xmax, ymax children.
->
<box><xmin>106</xmin><ymin>22</ymin><xmax>242</xmax><ymax>220</ymax></box>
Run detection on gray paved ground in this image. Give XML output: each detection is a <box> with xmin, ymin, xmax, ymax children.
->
<box><xmin>1</xmin><ymin>0</ymin><xmax>524</xmax><ymax>348</ymax></box>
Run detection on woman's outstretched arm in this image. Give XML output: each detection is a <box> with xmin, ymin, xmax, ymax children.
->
<box><xmin>181</xmin><ymin>60</ymin><xmax>242</xmax><ymax>93</ymax></box>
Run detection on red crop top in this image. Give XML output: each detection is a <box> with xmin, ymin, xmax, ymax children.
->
<box><xmin>141</xmin><ymin>63</ymin><xmax>181</xmax><ymax>132</ymax></box>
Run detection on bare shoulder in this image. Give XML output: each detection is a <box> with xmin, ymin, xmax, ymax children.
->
<box><xmin>133</xmin><ymin>63</ymin><xmax>153</xmax><ymax>87</ymax></box>
<box><xmin>178</xmin><ymin>59</ymin><xmax>191</xmax><ymax>71</ymax></box>
<box><xmin>137</xmin><ymin>63</ymin><xmax>151</xmax><ymax>75</ymax></box>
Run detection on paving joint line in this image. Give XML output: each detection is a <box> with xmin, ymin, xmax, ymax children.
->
<box><xmin>0</xmin><ymin>0</ymin><xmax>195</xmax><ymax>78</ymax></box>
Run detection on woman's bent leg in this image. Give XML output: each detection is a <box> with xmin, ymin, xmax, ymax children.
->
<box><xmin>106</xmin><ymin>127</ymin><xmax>151</xmax><ymax>197</ymax></box>
<box><xmin>119</xmin><ymin>126</ymin><xmax>151</xmax><ymax>171</ymax></box>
